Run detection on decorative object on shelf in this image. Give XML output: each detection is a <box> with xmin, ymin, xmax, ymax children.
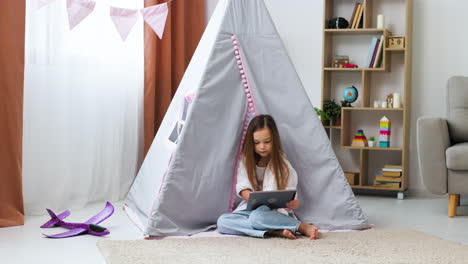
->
<box><xmin>368</xmin><ymin>136</ymin><xmax>376</xmax><ymax>147</ymax></box>
<box><xmin>393</xmin><ymin>93</ymin><xmax>401</xmax><ymax>108</ymax></box>
<box><xmin>323</xmin><ymin>99</ymin><xmax>342</xmax><ymax>126</ymax></box>
<box><xmin>379</xmin><ymin>116</ymin><xmax>391</xmax><ymax>148</ymax></box>
<box><xmin>387</xmin><ymin>36</ymin><xmax>405</xmax><ymax>49</ymax></box>
<box><xmin>351</xmin><ymin>129</ymin><xmax>368</xmax><ymax>147</ymax></box>
<box><xmin>377</xmin><ymin>14</ymin><xmax>385</xmax><ymax>29</ymax></box>
<box><xmin>342</xmin><ymin>86</ymin><xmax>359</xmax><ymax>107</ymax></box>
<box><xmin>381</xmin><ymin>101</ymin><xmax>387</xmax><ymax>108</ymax></box>
<box><xmin>341</xmin><ymin>63</ymin><xmax>358</xmax><ymax>68</ymax></box>
<box><xmin>314</xmin><ymin>107</ymin><xmax>331</xmax><ymax>126</ymax></box>
<box><xmin>333</xmin><ymin>55</ymin><xmax>349</xmax><ymax>68</ymax></box>
<box><xmin>344</xmin><ymin>172</ymin><xmax>359</xmax><ymax>185</ymax></box>
<box><xmin>373</xmin><ymin>100</ymin><xmax>380</xmax><ymax>108</ymax></box>
<box><xmin>328</xmin><ymin>17</ymin><xmax>349</xmax><ymax>29</ymax></box>
<box><xmin>386</xmin><ymin>93</ymin><xmax>393</xmax><ymax>108</ymax></box>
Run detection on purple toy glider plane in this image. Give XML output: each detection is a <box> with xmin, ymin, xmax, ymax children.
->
<box><xmin>40</xmin><ymin>201</ymin><xmax>114</xmax><ymax>238</ymax></box>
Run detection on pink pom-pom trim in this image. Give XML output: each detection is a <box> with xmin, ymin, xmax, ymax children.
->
<box><xmin>229</xmin><ymin>35</ymin><xmax>259</xmax><ymax>212</ymax></box>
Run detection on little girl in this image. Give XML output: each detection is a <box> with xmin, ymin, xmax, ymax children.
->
<box><xmin>217</xmin><ymin>115</ymin><xmax>318</xmax><ymax>239</ymax></box>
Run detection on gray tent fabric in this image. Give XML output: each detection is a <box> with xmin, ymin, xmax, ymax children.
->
<box><xmin>124</xmin><ymin>0</ymin><xmax>370</xmax><ymax>237</ymax></box>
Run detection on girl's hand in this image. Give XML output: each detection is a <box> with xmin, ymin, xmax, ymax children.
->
<box><xmin>240</xmin><ymin>189</ymin><xmax>252</xmax><ymax>201</ymax></box>
<box><xmin>286</xmin><ymin>199</ymin><xmax>300</xmax><ymax>210</ymax></box>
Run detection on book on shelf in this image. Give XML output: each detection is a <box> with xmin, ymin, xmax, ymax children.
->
<box><xmin>384</xmin><ymin>165</ymin><xmax>403</xmax><ymax>169</ymax></box>
<box><xmin>372</xmin><ymin>35</ymin><xmax>385</xmax><ymax>68</ymax></box>
<box><xmin>382</xmin><ymin>171</ymin><xmax>402</xmax><ymax>177</ymax></box>
<box><xmin>373</xmin><ymin>180</ymin><xmax>401</xmax><ymax>189</ymax></box>
<box><xmin>356</xmin><ymin>11</ymin><xmax>364</xmax><ymax>29</ymax></box>
<box><xmin>358</xmin><ymin>4</ymin><xmax>365</xmax><ymax>29</ymax></box>
<box><xmin>365</xmin><ymin>37</ymin><xmax>379</xmax><ymax>68</ymax></box>
<box><xmin>382</xmin><ymin>168</ymin><xmax>402</xmax><ymax>172</ymax></box>
<box><xmin>375</xmin><ymin>175</ymin><xmax>402</xmax><ymax>182</ymax></box>
<box><xmin>369</xmin><ymin>38</ymin><xmax>381</xmax><ymax>67</ymax></box>
<box><xmin>348</xmin><ymin>3</ymin><xmax>360</xmax><ymax>29</ymax></box>
<box><xmin>352</xmin><ymin>4</ymin><xmax>363</xmax><ymax>29</ymax></box>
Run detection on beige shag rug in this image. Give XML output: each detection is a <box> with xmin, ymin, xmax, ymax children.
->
<box><xmin>97</xmin><ymin>230</ymin><xmax>468</xmax><ymax>264</ymax></box>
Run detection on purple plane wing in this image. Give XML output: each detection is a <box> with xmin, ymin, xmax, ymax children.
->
<box><xmin>40</xmin><ymin>210</ymin><xmax>71</xmax><ymax>228</ymax></box>
<box><xmin>84</xmin><ymin>201</ymin><xmax>115</xmax><ymax>225</ymax></box>
<box><xmin>42</xmin><ymin>202</ymin><xmax>114</xmax><ymax>239</ymax></box>
<box><xmin>43</xmin><ymin>227</ymin><xmax>88</xmax><ymax>238</ymax></box>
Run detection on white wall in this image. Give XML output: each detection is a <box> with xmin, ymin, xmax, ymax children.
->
<box><xmin>410</xmin><ymin>0</ymin><xmax>468</xmax><ymax>194</ymax></box>
<box><xmin>205</xmin><ymin>0</ymin><xmax>468</xmax><ymax>195</ymax></box>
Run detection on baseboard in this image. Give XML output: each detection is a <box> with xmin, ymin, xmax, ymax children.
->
<box><xmin>407</xmin><ymin>187</ymin><xmax>445</xmax><ymax>198</ymax></box>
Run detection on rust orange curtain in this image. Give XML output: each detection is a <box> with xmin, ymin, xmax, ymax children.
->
<box><xmin>0</xmin><ymin>0</ymin><xmax>25</xmax><ymax>227</ymax></box>
<box><xmin>144</xmin><ymin>0</ymin><xmax>205</xmax><ymax>154</ymax></box>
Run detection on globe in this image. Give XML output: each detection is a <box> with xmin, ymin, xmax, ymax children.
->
<box><xmin>343</xmin><ymin>86</ymin><xmax>358</xmax><ymax>105</ymax></box>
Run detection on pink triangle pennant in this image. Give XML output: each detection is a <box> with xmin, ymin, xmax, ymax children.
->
<box><xmin>37</xmin><ymin>0</ymin><xmax>57</xmax><ymax>9</ymax></box>
<box><xmin>110</xmin><ymin>7</ymin><xmax>139</xmax><ymax>41</ymax></box>
<box><xmin>66</xmin><ymin>0</ymin><xmax>96</xmax><ymax>30</ymax></box>
<box><xmin>140</xmin><ymin>3</ymin><xmax>169</xmax><ymax>39</ymax></box>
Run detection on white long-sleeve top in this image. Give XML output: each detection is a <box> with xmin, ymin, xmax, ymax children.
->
<box><xmin>234</xmin><ymin>157</ymin><xmax>298</xmax><ymax>212</ymax></box>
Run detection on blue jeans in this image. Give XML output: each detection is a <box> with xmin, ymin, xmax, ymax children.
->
<box><xmin>217</xmin><ymin>205</ymin><xmax>301</xmax><ymax>238</ymax></box>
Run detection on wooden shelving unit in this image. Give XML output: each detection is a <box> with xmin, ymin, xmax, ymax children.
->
<box><xmin>321</xmin><ymin>0</ymin><xmax>412</xmax><ymax>198</ymax></box>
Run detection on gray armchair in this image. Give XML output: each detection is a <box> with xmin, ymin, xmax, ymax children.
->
<box><xmin>417</xmin><ymin>76</ymin><xmax>468</xmax><ymax>217</ymax></box>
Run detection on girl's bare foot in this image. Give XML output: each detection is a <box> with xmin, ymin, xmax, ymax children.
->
<box><xmin>268</xmin><ymin>229</ymin><xmax>297</xmax><ymax>239</ymax></box>
<box><xmin>298</xmin><ymin>223</ymin><xmax>319</xmax><ymax>240</ymax></box>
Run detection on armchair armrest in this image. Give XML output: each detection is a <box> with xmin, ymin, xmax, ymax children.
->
<box><xmin>417</xmin><ymin>117</ymin><xmax>451</xmax><ymax>195</ymax></box>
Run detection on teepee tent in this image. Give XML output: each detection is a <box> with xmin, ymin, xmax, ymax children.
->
<box><xmin>125</xmin><ymin>0</ymin><xmax>369</xmax><ymax>237</ymax></box>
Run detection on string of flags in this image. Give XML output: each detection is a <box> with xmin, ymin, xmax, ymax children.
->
<box><xmin>37</xmin><ymin>0</ymin><xmax>170</xmax><ymax>41</ymax></box>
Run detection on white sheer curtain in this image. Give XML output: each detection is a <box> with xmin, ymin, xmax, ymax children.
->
<box><xmin>23</xmin><ymin>0</ymin><xmax>144</xmax><ymax>214</ymax></box>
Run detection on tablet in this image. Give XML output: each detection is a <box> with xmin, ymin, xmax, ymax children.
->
<box><xmin>246</xmin><ymin>190</ymin><xmax>296</xmax><ymax>211</ymax></box>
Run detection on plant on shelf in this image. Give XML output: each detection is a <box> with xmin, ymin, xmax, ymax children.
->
<box><xmin>341</xmin><ymin>100</ymin><xmax>352</xmax><ymax>107</ymax></box>
<box><xmin>323</xmin><ymin>99</ymin><xmax>342</xmax><ymax>126</ymax></box>
<box><xmin>314</xmin><ymin>107</ymin><xmax>331</xmax><ymax>126</ymax></box>
<box><xmin>368</xmin><ymin>136</ymin><xmax>376</xmax><ymax>147</ymax></box>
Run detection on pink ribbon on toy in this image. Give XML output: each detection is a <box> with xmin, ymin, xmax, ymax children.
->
<box><xmin>37</xmin><ymin>0</ymin><xmax>57</xmax><ymax>9</ymax></box>
<box><xmin>110</xmin><ymin>7</ymin><xmax>139</xmax><ymax>41</ymax></box>
<box><xmin>66</xmin><ymin>0</ymin><xmax>96</xmax><ymax>30</ymax></box>
<box><xmin>140</xmin><ymin>3</ymin><xmax>169</xmax><ymax>39</ymax></box>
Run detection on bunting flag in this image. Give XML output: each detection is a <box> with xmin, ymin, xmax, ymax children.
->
<box><xmin>66</xmin><ymin>0</ymin><xmax>96</xmax><ymax>30</ymax></box>
<box><xmin>37</xmin><ymin>0</ymin><xmax>57</xmax><ymax>9</ymax></box>
<box><xmin>38</xmin><ymin>0</ymin><xmax>170</xmax><ymax>40</ymax></box>
<box><xmin>140</xmin><ymin>3</ymin><xmax>169</xmax><ymax>39</ymax></box>
<box><xmin>110</xmin><ymin>7</ymin><xmax>139</xmax><ymax>41</ymax></box>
